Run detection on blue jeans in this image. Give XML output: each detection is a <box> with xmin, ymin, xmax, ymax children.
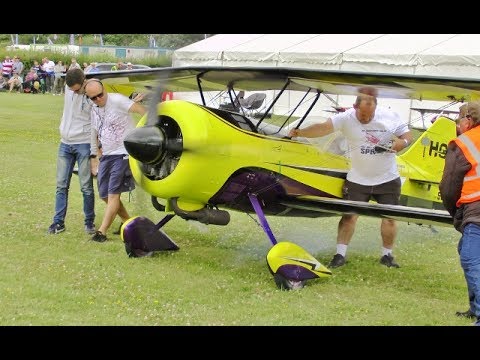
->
<box><xmin>458</xmin><ymin>223</ymin><xmax>480</xmax><ymax>326</ymax></box>
<box><xmin>52</xmin><ymin>142</ymin><xmax>95</xmax><ymax>226</ymax></box>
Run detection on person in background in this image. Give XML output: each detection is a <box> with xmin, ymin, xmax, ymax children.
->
<box><xmin>42</xmin><ymin>57</ymin><xmax>55</xmax><ymax>93</ymax></box>
<box><xmin>111</xmin><ymin>61</ymin><xmax>124</xmax><ymax>71</ymax></box>
<box><xmin>69</xmin><ymin>58</ymin><xmax>81</xmax><ymax>70</ymax></box>
<box><xmin>12</xmin><ymin>56</ymin><xmax>24</xmax><ymax>77</ymax></box>
<box><xmin>7</xmin><ymin>73</ymin><xmax>23</xmax><ymax>92</ymax></box>
<box><xmin>440</xmin><ymin>101</ymin><xmax>480</xmax><ymax>326</ymax></box>
<box><xmin>87</xmin><ymin>62</ymin><xmax>99</xmax><ymax>73</ymax></box>
<box><xmin>126</xmin><ymin>62</ymin><xmax>133</xmax><ymax>70</ymax></box>
<box><xmin>2</xmin><ymin>55</ymin><xmax>13</xmax><ymax>81</ymax></box>
<box><xmin>22</xmin><ymin>67</ymin><xmax>38</xmax><ymax>93</ymax></box>
<box><xmin>0</xmin><ymin>75</ymin><xmax>6</xmax><ymax>90</ymax></box>
<box><xmin>288</xmin><ymin>87</ymin><xmax>412</xmax><ymax>269</ymax></box>
<box><xmin>53</xmin><ymin>60</ymin><xmax>66</xmax><ymax>95</ymax></box>
<box><xmin>85</xmin><ymin>79</ymin><xmax>146</xmax><ymax>242</ymax></box>
<box><xmin>47</xmin><ymin>68</ymin><xmax>96</xmax><ymax>235</ymax></box>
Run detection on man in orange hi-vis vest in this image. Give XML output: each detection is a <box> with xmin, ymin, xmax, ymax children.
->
<box><xmin>440</xmin><ymin>101</ymin><xmax>480</xmax><ymax>326</ymax></box>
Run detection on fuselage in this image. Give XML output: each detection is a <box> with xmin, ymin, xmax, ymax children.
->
<box><xmin>126</xmin><ymin>101</ymin><xmax>456</xmax><ymax>216</ymax></box>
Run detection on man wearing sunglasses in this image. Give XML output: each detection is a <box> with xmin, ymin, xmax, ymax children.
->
<box><xmin>48</xmin><ymin>68</ymin><xmax>96</xmax><ymax>235</ymax></box>
<box><xmin>440</xmin><ymin>101</ymin><xmax>480</xmax><ymax>326</ymax></box>
<box><xmin>85</xmin><ymin>79</ymin><xmax>146</xmax><ymax>243</ymax></box>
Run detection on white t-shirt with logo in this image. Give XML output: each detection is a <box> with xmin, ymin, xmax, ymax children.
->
<box><xmin>331</xmin><ymin>106</ymin><xmax>409</xmax><ymax>186</ymax></box>
<box><xmin>90</xmin><ymin>93</ymin><xmax>135</xmax><ymax>156</ymax></box>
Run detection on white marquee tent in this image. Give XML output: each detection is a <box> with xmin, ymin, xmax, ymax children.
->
<box><xmin>172</xmin><ymin>34</ymin><xmax>480</xmax><ymax>126</ymax></box>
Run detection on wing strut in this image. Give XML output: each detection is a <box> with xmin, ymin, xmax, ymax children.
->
<box><xmin>255</xmin><ymin>79</ymin><xmax>291</xmax><ymax>130</ymax></box>
<box><xmin>323</xmin><ymin>92</ymin><xmax>340</xmax><ymax>107</ymax></box>
<box><xmin>197</xmin><ymin>73</ymin><xmax>206</xmax><ymax>106</ymax></box>
<box><xmin>276</xmin><ymin>88</ymin><xmax>313</xmax><ymax>133</ymax></box>
<box><xmin>284</xmin><ymin>90</ymin><xmax>323</xmax><ymax>138</ymax></box>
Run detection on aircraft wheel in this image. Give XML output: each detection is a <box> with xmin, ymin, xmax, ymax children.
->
<box><xmin>273</xmin><ymin>273</ymin><xmax>306</xmax><ymax>291</ymax></box>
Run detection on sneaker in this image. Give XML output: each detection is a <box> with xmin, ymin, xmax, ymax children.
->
<box><xmin>91</xmin><ymin>231</ymin><xmax>107</xmax><ymax>242</ymax></box>
<box><xmin>48</xmin><ymin>223</ymin><xmax>65</xmax><ymax>234</ymax></box>
<box><xmin>328</xmin><ymin>254</ymin><xmax>346</xmax><ymax>268</ymax></box>
<box><xmin>113</xmin><ymin>223</ymin><xmax>124</xmax><ymax>235</ymax></box>
<box><xmin>85</xmin><ymin>224</ymin><xmax>96</xmax><ymax>235</ymax></box>
<box><xmin>380</xmin><ymin>254</ymin><xmax>400</xmax><ymax>268</ymax></box>
<box><xmin>456</xmin><ymin>309</ymin><xmax>476</xmax><ymax>319</ymax></box>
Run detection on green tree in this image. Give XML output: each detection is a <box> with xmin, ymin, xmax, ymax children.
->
<box><xmin>1</xmin><ymin>34</ymin><xmax>210</xmax><ymax>49</ymax></box>
<box><xmin>156</xmin><ymin>34</ymin><xmax>207</xmax><ymax>49</ymax></box>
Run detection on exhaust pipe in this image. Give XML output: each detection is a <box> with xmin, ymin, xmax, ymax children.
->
<box><xmin>170</xmin><ymin>198</ymin><xmax>230</xmax><ymax>226</ymax></box>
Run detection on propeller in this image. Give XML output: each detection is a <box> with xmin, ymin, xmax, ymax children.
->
<box><xmin>124</xmin><ymin>124</ymin><xmax>183</xmax><ymax>165</ymax></box>
<box><xmin>124</xmin><ymin>71</ymin><xmax>176</xmax><ymax>218</ymax></box>
<box><xmin>124</xmin><ymin>68</ymin><xmax>184</xmax><ymax>166</ymax></box>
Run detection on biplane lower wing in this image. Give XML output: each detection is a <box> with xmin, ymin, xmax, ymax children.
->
<box><xmin>280</xmin><ymin>196</ymin><xmax>452</xmax><ymax>227</ymax></box>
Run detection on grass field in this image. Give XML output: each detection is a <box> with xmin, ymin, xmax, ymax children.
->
<box><xmin>0</xmin><ymin>92</ymin><xmax>471</xmax><ymax>326</ymax></box>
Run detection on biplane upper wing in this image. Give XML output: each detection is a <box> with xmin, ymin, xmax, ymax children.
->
<box><xmin>88</xmin><ymin>66</ymin><xmax>475</xmax><ymax>228</ymax></box>
<box><xmin>89</xmin><ymin>66</ymin><xmax>480</xmax><ymax>102</ymax></box>
<box><xmin>91</xmin><ymin>66</ymin><xmax>469</xmax><ymax>286</ymax></box>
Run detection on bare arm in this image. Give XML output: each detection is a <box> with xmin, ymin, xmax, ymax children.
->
<box><xmin>392</xmin><ymin>131</ymin><xmax>414</xmax><ymax>152</ymax></box>
<box><xmin>288</xmin><ymin>118</ymin><xmax>335</xmax><ymax>138</ymax></box>
<box><xmin>90</xmin><ymin>122</ymin><xmax>100</xmax><ymax>176</ymax></box>
<box><xmin>132</xmin><ymin>93</ymin><xmax>145</xmax><ymax>103</ymax></box>
<box><xmin>90</xmin><ymin>119</ymin><xmax>98</xmax><ymax>156</ymax></box>
<box><xmin>129</xmin><ymin>101</ymin><xmax>147</xmax><ymax>116</ymax></box>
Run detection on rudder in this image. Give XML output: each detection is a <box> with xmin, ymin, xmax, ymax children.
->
<box><xmin>398</xmin><ymin>116</ymin><xmax>457</xmax><ymax>183</ymax></box>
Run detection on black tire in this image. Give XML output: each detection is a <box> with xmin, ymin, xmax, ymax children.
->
<box><xmin>273</xmin><ymin>273</ymin><xmax>306</xmax><ymax>291</ymax></box>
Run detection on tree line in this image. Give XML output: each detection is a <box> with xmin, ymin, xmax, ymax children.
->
<box><xmin>0</xmin><ymin>34</ymin><xmax>210</xmax><ymax>50</ymax></box>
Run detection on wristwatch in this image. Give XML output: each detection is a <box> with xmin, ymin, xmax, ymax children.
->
<box><xmin>89</xmin><ymin>155</ymin><xmax>97</xmax><ymax>159</ymax></box>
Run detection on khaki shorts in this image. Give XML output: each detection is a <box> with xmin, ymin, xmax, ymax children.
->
<box><xmin>342</xmin><ymin>178</ymin><xmax>401</xmax><ymax>205</ymax></box>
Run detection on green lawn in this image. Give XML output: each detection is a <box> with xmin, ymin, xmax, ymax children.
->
<box><xmin>0</xmin><ymin>92</ymin><xmax>471</xmax><ymax>325</ymax></box>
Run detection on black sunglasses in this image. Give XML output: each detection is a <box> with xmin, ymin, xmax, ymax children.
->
<box><xmin>88</xmin><ymin>92</ymin><xmax>104</xmax><ymax>101</ymax></box>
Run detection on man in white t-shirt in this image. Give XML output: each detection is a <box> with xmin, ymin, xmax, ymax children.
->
<box><xmin>288</xmin><ymin>87</ymin><xmax>412</xmax><ymax>269</ymax></box>
<box><xmin>85</xmin><ymin>78</ymin><xmax>146</xmax><ymax>242</ymax></box>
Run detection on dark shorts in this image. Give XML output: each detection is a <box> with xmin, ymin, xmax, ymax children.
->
<box><xmin>97</xmin><ymin>155</ymin><xmax>135</xmax><ymax>199</ymax></box>
<box><xmin>342</xmin><ymin>178</ymin><xmax>401</xmax><ymax>205</ymax></box>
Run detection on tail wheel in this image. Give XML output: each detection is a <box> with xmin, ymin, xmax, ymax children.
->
<box><xmin>273</xmin><ymin>273</ymin><xmax>306</xmax><ymax>291</ymax></box>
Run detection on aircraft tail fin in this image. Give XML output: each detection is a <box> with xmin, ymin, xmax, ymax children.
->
<box><xmin>398</xmin><ymin>116</ymin><xmax>457</xmax><ymax>183</ymax></box>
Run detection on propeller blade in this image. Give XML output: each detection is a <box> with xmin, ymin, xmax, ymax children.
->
<box><xmin>146</xmin><ymin>69</ymin><xmax>172</xmax><ymax>127</ymax></box>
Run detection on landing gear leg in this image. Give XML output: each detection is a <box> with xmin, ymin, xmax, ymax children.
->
<box><xmin>248</xmin><ymin>194</ymin><xmax>305</xmax><ymax>290</ymax></box>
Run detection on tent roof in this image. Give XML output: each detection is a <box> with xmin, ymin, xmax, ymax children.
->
<box><xmin>343</xmin><ymin>34</ymin><xmax>457</xmax><ymax>65</ymax></box>
<box><xmin>173</xmin><ymin>34</ymin><xmax>480</xmax><ymax>77</ymax></box>
<box><xmin>279</xmin><ymin>34</ymin><xmax>383</xmax><ymax>65</ymax></box>
<box><xmin>418</xmin><ymin>34</ymin><xmax>480</xmax><ymax>65</ymax></box>
<box><xmin>224</xmin><ymin>34</ymin><xmax>317</xmax><ymax>63</ymax></box>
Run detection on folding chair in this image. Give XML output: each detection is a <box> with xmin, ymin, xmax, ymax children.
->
<box><xmin>239</xmin><ymin>93</ymin><xmax>266</xmax><ymax>117</ymax></box>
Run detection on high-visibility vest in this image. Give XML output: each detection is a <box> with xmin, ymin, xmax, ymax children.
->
<box><xmin>454</xmin><ymin>125</ymin><xmax>480</xmax><ymax>206</ymax></box>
